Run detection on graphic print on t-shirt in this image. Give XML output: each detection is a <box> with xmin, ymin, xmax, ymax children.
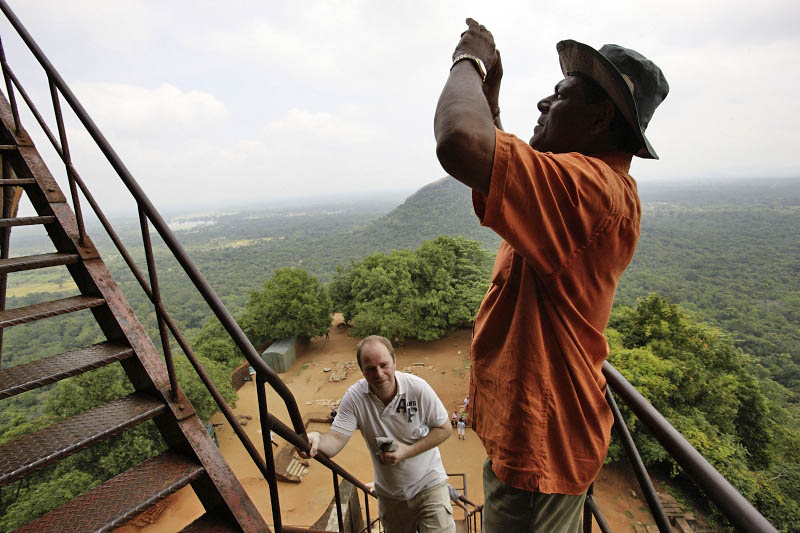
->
<box><xmin>395</xmin><ymin>398</ymin><xmax>418</xmax><ymax>423</ymax></box>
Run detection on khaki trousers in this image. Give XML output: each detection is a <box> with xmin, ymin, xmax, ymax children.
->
<box><xmin>482</xmin><ymin>458</ymin><xmax>586</xmax><ymax>533</ymax></box>
<box><xmin>378</xmin><ymin>482</ymin><xmax>455</xmax><ymax>533</ymax></box>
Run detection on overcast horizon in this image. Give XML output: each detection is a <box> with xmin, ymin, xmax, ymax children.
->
<box><xmin>1</xmin><ymin>1</ymin><xmax>798</xmax><ymax>216</ymax></box>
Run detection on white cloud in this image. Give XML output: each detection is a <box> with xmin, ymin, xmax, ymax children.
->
<box><xmin>266</xmin><ymin>108</ymin><xmax>375</xmax><ymax>144</ymax></box>
<box><xmin>71</xmin><ymin>82</ymin><xmax>227</xmax><ymax>135</ymax></box>
<box><xmin>2</xmin><ymin>0</ymin><xmax>799</xmax><ymax>215</ymax></box>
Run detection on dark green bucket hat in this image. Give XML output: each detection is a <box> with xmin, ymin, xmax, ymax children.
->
<box><xmin>557</xmin><ymin>40</ymin><xmax>669</xmax><ymax>159</ymax></box>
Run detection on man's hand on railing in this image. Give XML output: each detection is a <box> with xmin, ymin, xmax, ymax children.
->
<box><xmin>297</xmin><ymin>431</ymin><xmax>320</xmax><ymax>458</ymax></box>
<box><xmin>297</xmin><ymin>429</ymin><xmax>349</xmax><ymax>459</ymax></box>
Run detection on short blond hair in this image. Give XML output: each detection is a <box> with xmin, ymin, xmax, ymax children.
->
<box><xmin>355</xmin><ymin>335</ymin><xmax>395</xmax><ymax>368</ymax></box>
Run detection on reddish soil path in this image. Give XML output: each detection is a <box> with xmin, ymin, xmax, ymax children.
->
<box><xmin>118</xmin><ymin>315</ymin><xmax>676</xmax><ymax>532</ymax></box>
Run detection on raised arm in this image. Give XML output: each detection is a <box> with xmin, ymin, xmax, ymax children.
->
<box><xmin>434</xmin><ymin>18</ymin><xmax>501</xmax><ymax>196</ymax></box>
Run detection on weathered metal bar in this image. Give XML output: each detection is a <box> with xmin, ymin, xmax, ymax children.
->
<box><xmin>64</xmin><ymin>163</ymin><xmax>153</xmax><ymax>298</ymax></box>
<box><xmin>150</xmin><ymin>295</ymin><xmax>273</xmax><ymax>483</ymax></box>
<box><xmin>604</xmin><ymin>362</ymin><xmax>778</xmax><ymax>532</ymax></box>
<box><xmin>48</xmin><ymin>77</ymin><xmax>85</xmax><ymax>245</ymax></box>
<box><xmin>363</xmin><ymin>489</ymin><xmax>371</xmax><ymax>533</ymax></box>
<box><xmin>582</xmin><ymin>489</ymin><xmax>591</xmax><ymax>533</ymax></box>
<box><xmin>333</xmin><ymin>471</ymin><xmax>344</xmax><ymax>532</ymax></box>
<box><xmin>606</xmin><ymin>386</ymin><xmax>671</xmax><ymax>532</ymax></box>
<box><xmin>257</xmin><ymin>374</ymin><xmax>283</xmax><ymax>533</ymax></box>
<box><xmin>138</xmin><ymin>206</ymin><xmax>178</xmax><ymax>400</ymax></box>
<box><xmin>0</xmin><ymin>0</ymin><xmax>308</xmax><ymax>437</ymax></box>
<box><xmin>0</xmin><ymin>36</ymin><xmax>20</xmax><ymax>133</ymax></box>
<box><xmin>268</xmin><ymin>415</ymin><xmax>376</xmax><ymax>496</ymax></box>
<box><xmin>0</xmin><ymin>156</ymin><xmax>10</xmax><ymax>368</ymax></box>
<box><xmin>4</xmin><ymin>66</ymin><xmax>61</xmax><ymax>151</ymax></box>
<box><xmin>585</xmin><ymin>494</ymin><xmax>612</xmax><ymax>533</ymax></box>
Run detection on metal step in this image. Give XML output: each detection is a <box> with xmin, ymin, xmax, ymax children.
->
<box><xmin>0</xmin><ymin>178</ymin><xmax>35</xmax><ymax>186</ymax></box>
<box><xmin>0</xmin><ymin>251</ymin><xmax>80</xmax><ymax>274</ymax></box>
<box><xmin>180</xmin><ymin>512</ymin><xmax>242</xmax><ymax>532</ymax></box>
<box><xmin>17</xmin><ymin>451</ymin><xmax>205</xmax><ymax>532</ymax></box>
<box><xmin>0</xmin><ymin>295</ymin><xmax>105</xmax><ymax>327</ymax></box>
<box><xmin>0</xmin><ymin>215</ymin><xmax>56</xmax><ymax>228</ymax></box>
<box><xmin>0</xmin><ymin>392</ymin><xmax>167</xmax><ymax>486</ymax></box>
<box><xmin>0</xmin><ymin>341</ymin><xmax>134</xmax><ymax>399</ymax></box>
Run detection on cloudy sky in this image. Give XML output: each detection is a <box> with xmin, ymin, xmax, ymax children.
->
<box><xmin>1</xmin><ymin>0</ymin><xmax>798</xmax><ymax>214</ymax></box>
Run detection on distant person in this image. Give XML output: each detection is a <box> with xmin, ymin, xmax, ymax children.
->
<box><xmin>451</xmin><ymin>410</ymin><xmax>459</xmax><ymax>427</ymax></box>
<box><xmin>435</xmin><ymin>18</ymin><xmax>668</xmax><ymax>530</ymax></box>
<box><xmin>447</xmin><ymin>484</ymin><xmax>483</xmax><ymax>516</ymax></box>
<box><xmin>302</xmin><ymin>335</ymin><xmax>455</xmax><ymax>532</ymax></box>
<box><xmin>456</xmin><ymin>418</ymin><xmax>466</xmax><ymax>440</ymax></box>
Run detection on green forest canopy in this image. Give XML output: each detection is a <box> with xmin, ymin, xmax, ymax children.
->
<box><xmin>1</xmin><ymin>177</ymin><xmax>799</xmax><ymax>529</ymax></box>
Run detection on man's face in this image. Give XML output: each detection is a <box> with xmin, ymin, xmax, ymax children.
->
<box><xmin>529</xmin><ymin>75</ymin><xmax>599</xmax><ymax>154</ymax></box>
<box><xmin>359</xmin><ymin>342</ymin><xmax>397</xmax><ymax>399</ymax></box>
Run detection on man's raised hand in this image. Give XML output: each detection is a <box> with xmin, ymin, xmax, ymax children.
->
<box><xmin>454</xmin><ymin>18</ymin><xmax>498</xmax><ymax>73</ymax></box>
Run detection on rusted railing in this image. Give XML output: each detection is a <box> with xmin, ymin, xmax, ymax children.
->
<box><xmin>0</xmin><ymin>1</ymin><xmax>377</xmax><ymax>530</ymax></box>
<box><xmin>579</xmin><ymin>363</ymin><xmax>778</xmax><ymax>533</ymax></box>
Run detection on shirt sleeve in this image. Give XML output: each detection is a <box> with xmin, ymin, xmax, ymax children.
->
<box><xmin>448</xmin><ymin>484</ymin><xmax>459</xmax><ymax>501</ymax></box>
<box><xmin>330</xmin><ymin>388</ymin><xmax>358</xmax><ymax>436</ymax></box>
<box><xmin>420</xmin><ymin>380</ymin><xmax>449</xmax><ymax>428</ymax></box>
<box><xmin>473</xmin><ymin>129</ymin><xmax>614</xmax><ymax>276</ymax></box>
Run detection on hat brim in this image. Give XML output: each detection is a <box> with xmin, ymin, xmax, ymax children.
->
<box><xmin>557</xmin><ymin>40</ymin><xmax>657</xmax><ymax>159</ymax></box>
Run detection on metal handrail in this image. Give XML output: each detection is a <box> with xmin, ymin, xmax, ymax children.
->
<box><xmin>0</xmin><ymin>2</ymin><xmax>378</xmax><ymax>531</ymax></box>
<box><xmin>603</xmin><ymin>362</ymin><xmax>778</xmax><ymax>533</ymax></box>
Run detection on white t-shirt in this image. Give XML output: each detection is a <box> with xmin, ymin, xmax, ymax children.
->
<box><xmin>331</xmin><ymin>371</ymin><xmax>449</xmax><ymax>501</ymax></box>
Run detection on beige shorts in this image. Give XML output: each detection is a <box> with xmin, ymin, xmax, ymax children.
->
<box><xmin>379</xmin><ymin>481</ymin><xmax>455</xmax><ymax>533</ymax></box>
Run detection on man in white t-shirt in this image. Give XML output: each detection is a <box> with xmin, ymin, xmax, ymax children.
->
<box><xmin>305</xmin><ymin>335</ymin><xmax>455</xmax><ymax>533</ymax></box>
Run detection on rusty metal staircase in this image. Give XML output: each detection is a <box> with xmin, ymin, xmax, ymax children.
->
<box><xmin>0</xmin><ymin>2</ymin><xmax>383</xmax><ymax>531</ymax></box>
<box><xmin>0</xmin><ymin>92</ymin><xmax>267</xmax><ymax>530</ymax></box>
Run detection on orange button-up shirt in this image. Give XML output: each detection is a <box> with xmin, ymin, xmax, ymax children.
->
<box><xmin>469</xmin><ymin>130</ymin><xmax>640</xmax><ymax>495</ymax></box>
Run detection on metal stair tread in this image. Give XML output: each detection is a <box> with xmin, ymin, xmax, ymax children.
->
<box><xmin>0</xmin><ymin>215</ymin><xmax>56</xmax><ymax>228</ymax></box>
<box><xmin>180</xmin><ymin>513</ymin><xmax>242</xmax><ymax>532</ymax></box>
<box><xmin>0</xmin><ymin>392</ymin><xmax>167</xmax><ymax>486</ymax></box>
<box><xmin>0</xmin><ymin>294</ymin><xmax>105</xmax><ymax>327</ymax></box>
<box><xmin>0</xmin><ymin>178</ymin><xmax>34</xmax><ymax>186</ymax></box>
<box><xmin>0</xmin><ymin>341</ymin><xmax>134</xmax><ymax>399</ymax></box>
<box><xmin>0</xmin><ymin>251</ymin><xmax>80</xmax><ymax>274</ymax></box>
<box><xmin>16</xmin><ymin>451</ymin><xmax>205</xmax><ymax>532</ymax></box>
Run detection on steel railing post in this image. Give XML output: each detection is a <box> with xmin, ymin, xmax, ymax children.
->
<box><xmin>48</xmin><ymin>77</ymin><xmax>86</xmax><ymax>245</ymax></box>
<box><xmin>0</xmin><ymin>36</ymin><xmax>20</xmax><ymax>133</ymax></box>
<box><xmin>257</xmin><ymin>375</ymin><xmax>283</xmax><ymax>533</ymax></box>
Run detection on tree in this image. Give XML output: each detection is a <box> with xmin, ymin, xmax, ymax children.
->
<box><xmin>605</xmin><ymin>294</ymin><xmax>800</xmax><ymax>529</ymax></box>
<box><xmin>329</xmin><ymin>236</ymin><xmax>491</xmax><ymax>341</ymax></box>
<box><xmin>193</xmin><ymin>316</ymin><xmax>244</xmax><ymax>368</ymax></box>
<box><xmin>240</xmin><ymin>267</ymin><xmax>332</xmax><ymax>347</ymax></box>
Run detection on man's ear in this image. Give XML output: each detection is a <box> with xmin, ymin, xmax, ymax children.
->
<box><xmin>590</xmin><ymin>99</ymin><xmax>615</xmax><ymax>135</ymax></box>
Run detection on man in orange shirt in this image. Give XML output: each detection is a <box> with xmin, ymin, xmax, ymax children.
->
<box><xmin>434</xmin><ymin>19</ymin><xmax>668</xmax><ymax>531</ymax></box>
